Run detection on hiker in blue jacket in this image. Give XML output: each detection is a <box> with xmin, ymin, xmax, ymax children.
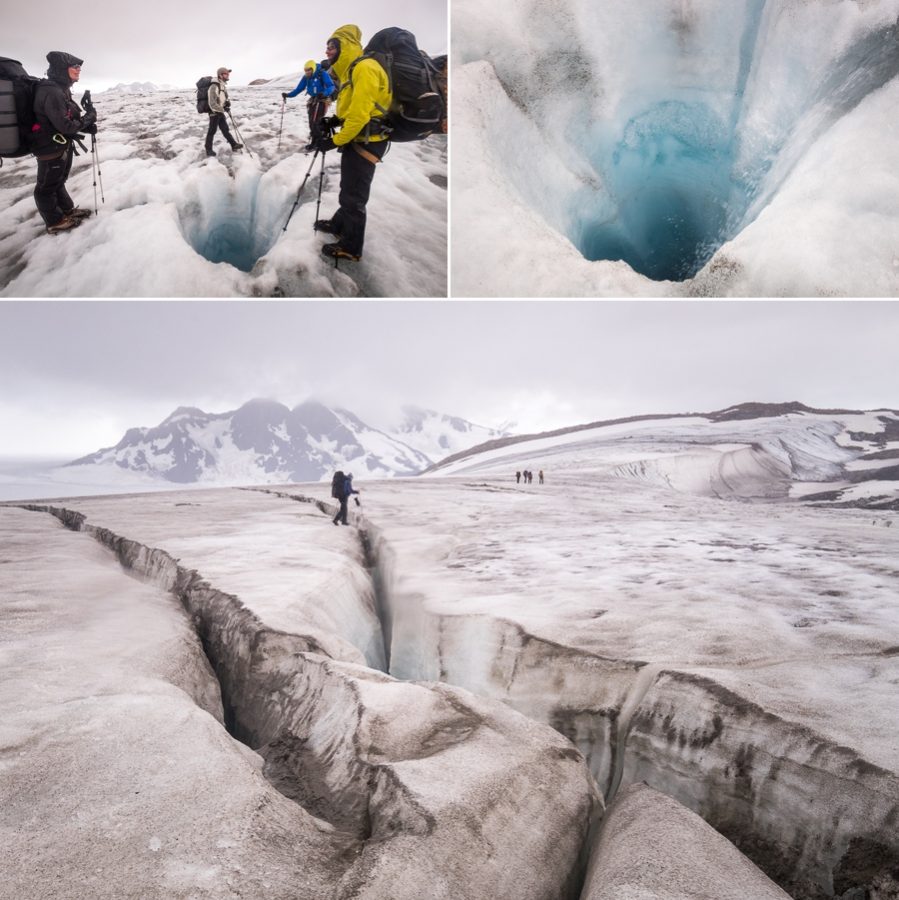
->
<box><xmin>282</xmin><ymin>60</ymin><xmax>336</xmax><ymax>150</ymax></box>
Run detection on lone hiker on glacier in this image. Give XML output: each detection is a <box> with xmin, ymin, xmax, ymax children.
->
<box><xmin>281</xmin><ymin>60</ymin><xmax>335</xmax><ymax>151</ymax></box>
<box><xmin>331</xmin><ymin>470</ymin><xmax>360</xmax><ymax>526</ymax></box>
<box><xmin>30</xmin><ymin>51</ymin><xmax>97</xmax><ymax>234</ymax></box>
<box><xmin>205</xmin><ymin>67</ymin><xmax>243</xmax><ymax>157</ymax></box>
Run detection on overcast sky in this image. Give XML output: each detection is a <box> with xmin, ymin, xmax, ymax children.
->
<box><xmin>1</xmin><ymin>300</ymin><xmax>897</xmax><ymax>459</ymax></box>
<box><xmin>8</xmin><ymin>0</ymin><xmax>446</xmax><ymax>92</ymax></box>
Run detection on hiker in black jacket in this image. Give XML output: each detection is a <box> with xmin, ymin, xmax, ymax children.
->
<box><xmin>31</xmin><ymin>51</ymin><xmax>96</xmax><ymax>234</ymax></box>
<box><xmin>332</xmin><ymin>472</ymin><xmax>359</xmax><ymax>525</ymax></box>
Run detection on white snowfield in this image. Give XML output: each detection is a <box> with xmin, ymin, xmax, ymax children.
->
<box><xmin>2</xmin><ymin>407</ymin><xmax>898</xmax><ymax>899</ymax></box>
<box><xmin>0</xmin><ymin>76</ymin><xmax>446</xmax><ymax>297</ymax></box>
<box><xmin>451</xmin><ymin>0</ymin><xmax>899</xmax><ymax>296</ymax></box>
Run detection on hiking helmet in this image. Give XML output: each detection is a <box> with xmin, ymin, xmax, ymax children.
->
<box><xmin>304</xmin><ymin>60</ymin><xmax>316</xmax><ymax>72</ymax></box>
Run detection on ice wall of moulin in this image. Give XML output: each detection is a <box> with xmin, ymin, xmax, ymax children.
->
<box><xmin>18</xmin><ymin>501</ymin><xmax>600</xmax><ymax>900</ymax></box>
<box><xmin>452</xmin><ymin>0</ymin><xmax>899</xmax><ymax>294</ymax></box>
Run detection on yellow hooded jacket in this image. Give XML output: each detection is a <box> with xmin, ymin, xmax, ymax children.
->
<box><xmin>329</xmin><ymin>24</ymin><xmax>392</xmax><ymax>146</ymax></box>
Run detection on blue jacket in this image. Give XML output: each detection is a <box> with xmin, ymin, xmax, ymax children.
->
<box><xmin>287</xmin><ymin>66</ymin><xmax>335</xmax><ymax>99</ymax></box>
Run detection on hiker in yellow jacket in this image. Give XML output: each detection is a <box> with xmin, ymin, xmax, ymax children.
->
<box><xmin>312</xmin><ymin>24</ymin><xmax>392</xmax><ymax>262</ymax></box>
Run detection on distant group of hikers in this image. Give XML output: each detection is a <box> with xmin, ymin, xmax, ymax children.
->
<box><xmin>516</xmin><ymin>470</ymin><xmax>544</xmax><ymax>484</ymax></box>
<box><xmin>0</xmin><ymin>23</ymin><xmax>446</xmax><ymax>262</ymax></box>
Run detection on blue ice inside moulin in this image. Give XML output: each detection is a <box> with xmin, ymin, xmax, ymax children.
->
<box><xmin>573</xmin><ymin>101</ymin><xmax>752</xmax><ymax>282</ymax></box>
<box><xmin>524</xmin><ymin>0</ymin><xmax>899</xmax><ymax>284</ymax></box>
<box><xmin>179</xmin><ymin>167</ymin><xmax>283</xmax><ymax>273</ymax></box>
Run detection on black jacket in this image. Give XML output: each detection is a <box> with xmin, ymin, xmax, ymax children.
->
<box><xmin>31</xmin><ymin>76</ymin><xmax>89</xmax><ymax>157</ymax></box>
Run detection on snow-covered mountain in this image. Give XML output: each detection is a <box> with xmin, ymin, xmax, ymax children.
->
<box><xmin>388</xmin><ymin>405</ymin><xmax>509</xmax><ymax>461</ymax></box>
<box><xmin>66</xmin><ymin>400</ymin><xmax>503</xmax><ymax>486</ymax></box>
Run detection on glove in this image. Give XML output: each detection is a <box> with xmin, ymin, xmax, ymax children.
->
<box><xmin>314</xmin><ymin>136</ymin><xmax>336</xmax><ymax>153</ymax></box>
<box><xmin>281</xmin><ymin>92</ymin><xmax>289</xmax><ymax>100</ymax></box>
<box><xmin>321</xmin><ymin>115</ymin><xmax>343</xmax><ymax>131</ymax></box>
<box><xmin>81</xmin><ymin>123</ymin><xmax>98</xmax><ymax>135</ymax></box>
<box><xmin>80</xmin><ymin>108</ymin><xmax>97</xmax><ymax>128</ymax></box>
<box><xmin>224</xmin><ymin>100</ymin><xmax>231</xmax><ymax>111</ymax></box>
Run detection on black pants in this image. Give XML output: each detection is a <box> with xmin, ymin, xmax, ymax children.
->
<box><xmin>330</xmin><ymin>141</ymin><xmax>388</xmax><ymax>258</ymax></box>
<box><xmin>333</xmin><ymin>496</ymin><xmax>348</xmax><ymax>525</ymax></box>
<box><xmin>205</xmin><ymin>113</ymin><xmax>236</xmax><ymax>154</ymax></box>
<box><xmin>307</xmin><ymin>98</ymin><xmax>327</xmax><ymax>144</ymax></box>
<box><xmin>34</xmin><ymin>147</ymin><xmax>75</xmax><ymax>227</ymax></box>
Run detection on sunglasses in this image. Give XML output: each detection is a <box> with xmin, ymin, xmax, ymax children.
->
<box><xmin>70</xmin><ymin>64</ymin><xmax>82</xmax><ymax>70</ymax></box>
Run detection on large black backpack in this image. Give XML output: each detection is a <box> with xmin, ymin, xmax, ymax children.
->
<box><xmin>331</xmin><ymin>470</ymin><xmax>347</xmax><ymax>499</ymax></box>
<box><xmin>196</xmin><ymin>75</ymin><xmax>213</xmax><ymax>114</ymax></box>
<box><xmin>0</xmin><ymin>57</ymin><xmax>43</xmax><ymax>165</ymax></box>
<box><xmin>348</xmin><ymin>28</ymin><xmax>447</xmax><ymax>142</ymax></box>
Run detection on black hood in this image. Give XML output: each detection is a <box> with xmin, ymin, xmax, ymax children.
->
<box><xmin>46</xmin><ymin>50</ymin><xmax>83</xmax><ymax>84</ymax></box>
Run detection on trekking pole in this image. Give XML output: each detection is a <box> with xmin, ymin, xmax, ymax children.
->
<box><xmin>277</xmin><ymin>100</ymin><xmax>285</xmax><ymax>151</ymax></box>
<box><xmin>282</xmin><ymin>149</ymin><xmax>320</xmax><ymax>232</ymax></box>
<box><xmin>92</xmin><ymin>134</ymin><xmax>106</xmax><ymax>207</ymax></box>
<box><xmin>227</xmin><ymin>111</ymin><xmax>255</xmax><ymax>158</ymax></box>
<box><xmin>89</xmin><ymin>140</ymin><xmax>99</xmax><ymax>215</ymax></box>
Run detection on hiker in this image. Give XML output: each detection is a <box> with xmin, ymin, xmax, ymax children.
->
<box><xmin>282</xmin><ymin>60</ymin><xmax>335</xmax><ymax>151</ymax></box>
<box><xmin>205</xmin><ymin>67</ymin><xmax>243</xmax><ymax>157</ymax></box>
<box><xmin>331</xmin><ymin>470</ymin><xmax>360</xmax><ymax>525</ymax></box>
<box><xmin>516</xmin><ymin>471</ymin><xmax>521</xmax><ymax>484</ymax></box>
<box><xmin>311</xmin><ymin>24</ymin><xmax>392</xmax><ymax>262</ymax></box>
<box><xmin>539</xmin><ymin>470</ymin><xmax>544</xmax><ymax>484</ymax></box>
<box><xmin>30</xmin><ymin>51</ymin><xmax>96</xmax><ymax>234</ymax></box>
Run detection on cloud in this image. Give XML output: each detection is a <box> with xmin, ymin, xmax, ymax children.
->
<box><xmin>0</xmin><ymin>301</ymin><xmax>896</xmax><ymax>457</ymax></box>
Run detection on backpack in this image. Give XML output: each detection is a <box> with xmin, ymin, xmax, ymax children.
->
<box><xmin>0</xmin><ymin>57</ymin><xmax>43</xmax><ymax>164</ymax></box>
<box><xmin>196</xmin><ymin>75</ymin><xmax>213</xmax><ymax>114</ymax></box>
<box><xmin>331</xmin><ymin>470</ymin><xmax>347</xmax><ymax>499</ymax></box>
<box><xmin>347</xmin><ymin>27</ymin><xmax>447</xmax><ymax>142</ymax></box>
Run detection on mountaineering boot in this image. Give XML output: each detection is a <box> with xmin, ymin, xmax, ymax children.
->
<box><xmin>46</xmin><ymin>215</ymin><xmax>81</xmax><ymax>235</ymax></box>
<box><xmin>321</xmin><ymin>243</ymin><xmax>360</xmax><ymax>262</ymax></box>
<box><xmin>66</xmin><ymin>208</ymin><xmax>93</xmax><ymax>220</ymax></box>
<box><xmin>206</xmin><ymin>151</ymin><xmax>216</xmax><ymax>158</ymax></box>
<box><xmin>314</xmin><ymin>219</ymin><xmax>340</xmax><ymax>235</ymax></box>
<box><xmin>231</xmin><ymin>142</ymin><xmax>243</xmax><ymax>152</ymax></box>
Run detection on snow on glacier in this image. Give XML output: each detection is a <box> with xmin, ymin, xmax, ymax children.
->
<box><xmin>451</xmin><ymin>0</ymin><xmax>899</xmax><ymax>296</ymax></box>
<box><xmin>0</xmin><ymin>77</ymin><xmax>447</xmax><ymax>298</ymax></box>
